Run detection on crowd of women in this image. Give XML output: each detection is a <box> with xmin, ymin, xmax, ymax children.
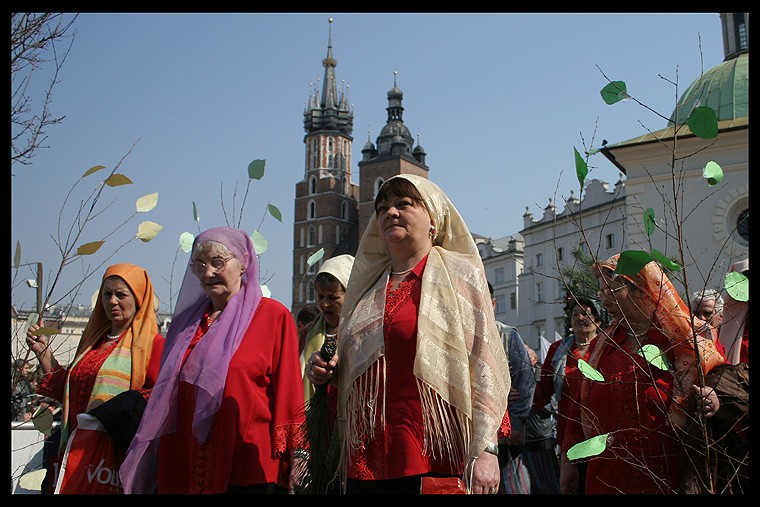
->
<box><xmin>24</xmin><ymin>174</ymin><xmax>747</xmax><ymax>495</ymax></box>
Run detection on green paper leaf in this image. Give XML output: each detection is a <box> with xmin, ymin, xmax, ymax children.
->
<box><xmin>577</xmin><ymin>358</ymin><xmax>604</xmax><ymax>382</ymax></box>
<box><xmin>600</xmin><ymin>81</ymin><xmax>628</xmax><ymax>105</ymax></box>
<box><xmin>688</xmin><ymin>106</ymin><xmax>719</xmax><ymax>139</ymax></box>
<box><xmin>651</xmin><ymin>249</ymin><xmax>681</xmax><ymax>272</ymax></box>
<box><xmin>192</xmin><ymin>202</ymin><xmax>200</xmax><ymax>223</ymax></box>
<box><xmin>307</xmin><ymin>248</ymin><xmax>325</xmax><ymax>267</ymax></box>
<box><xmin>82</xmin><ymin>164</ymin><xmax>106</xmax><ymax>178</ymax></box>
<box><xmin>179</xmin><ymin>232</ymin><xmax>195</xmax><ymax>253</ymax></box>
<box><xmin>566</xmin><ymin>433</ymin><xmax>610</xmax><ymax>460</ymax></box>
<box><xmin>136</xmin><ymin>221</ymin><xmax>163</xmax><ymax>242</ymax></box>
<box><xmin>248</xmin><ymin>159</ymin><xmax>266</xmax><ymax>180</ymax></box>
<box><xmin>638</xmin><ymin>343</ymin><xmax>670</xmax><ymax>371</ymax></box>
<box><xmin>251</xmin><ymin>230</ymin><xmax>268</xmax><ymax>255</ymax></box>
<box><xmin>136</xmin><ymin>192</ymin><xmax>158</xmax><ymax>212</ymax></box>
<box><xmin>267</xmin><ymin>203</ymin><xmax>283</xmax><ymax>222</ymax></box>
<box><xmin>104</xmin><ymin>173</ymin><xmax>133</xmax><ymax>187</ymax></box>
<box><xmin>14</xmin><ymin>240</ymin><xmax>21</xmax><ymax>269</ymax></box>
<box><xmin>261</xmin><ymin>284</ymin><xmax>271</xmax><ymax>298</ymax></box>
<box><xmin>615</xmin><ymin>250</ymin><xmax>653</xmax><ymax>277</ymax></box>
<box><xmin>644</xmin><ymin>208</ymin><xmax>656</xmax><ymax>236</ymax></box>
<box><xmin>702</xmin><ymin>161</ymin><xmax>724</xmax><ymax>186</ymax></box>
<box><xmin>574</xmin><ymin>147</ymin><xmax>588</xmax><ymax>187</ymax></box>
<box><xmin>725</xmin><ymin>271</ymin><xmax>749</xmax><ymax>302</ymax></box>
<box><xmin>77</xmin><ymin>240</ymin><xmax>105</xmax><ymax>256</ymax></box>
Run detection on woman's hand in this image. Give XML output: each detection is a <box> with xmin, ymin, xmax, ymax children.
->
<box><xmin>692</xmin><ymin>384</ymin><xmax>720</xmax><ymax>418</ymax></box>
<box><xmin>559</xmin><ymin>452</ymin><xmax>580</xmax><ymax>493</ymax></box>
<box><xmin>26</xmin><ymin>322</ymin><xmax>55</xmax><ymax>373</ymax></box>
<box><xmin>471</xmin><ymin>450</ymin><xmax>500</xmax><ymax>494</ymax></box>
<box><xmin>306</xmin><ymin>350</ymin><xmax>338</xmax><ymax>386</ymax></box>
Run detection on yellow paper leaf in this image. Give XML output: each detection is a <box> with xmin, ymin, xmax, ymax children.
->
<box><xmin>32</xmin><ymin>405</ymin><xmax>54</xmax><ymax>436</ymax></box>
<box><xmin>136</xmin><ymin>192</ymin><xmax>158</xmax><ymax>212</ymax></box>
<box><xmin>14</xmin><ymin>240</ymin><xmax>21</xmax><ymax>269</ymax></box>
<box><xmin>105</xmin><ymin>173</ymin><xmax>133</xmax><ymax>187</ymax></box>
<box><xmin>136</xmin><ymin>221</ymin><xmax>163</xmax><ymax>242</ymax></box>
<box><xmin>91</xmin><ymin>287</ymin><xmax>99</xmax><ymax>308</ymax></box>
<box><xmin>82</xmin><ymin>164</ymin><xmax>106</xmax><ymax>178</ymax></box>
<box><xmin>18</xmin><ymin>469</ymin><xmax>47</xmax><ymax>491</ymax></box>
<box><xmin>31</xmin><ymin>326</ymin><xmax>60</xmax><ymax>337</ymax></box>
<box><xmin>77</xmin><ymin>240</ymin><xmax>105</xmax><ymax>255</ymax></box>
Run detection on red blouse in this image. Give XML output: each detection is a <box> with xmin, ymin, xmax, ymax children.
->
<box><xmin>37</xmin><ymin>333</ymin><xmax>164</xmax><ymax>436</ymax></box>
<box><xmin>348</xmin><ymin>256</ymin><xmax>462</xmax><ymax>481</ymax></box>
<box><xmin>561</xmin><ymin>326</ymin><xmax>680</xmax><ymax>494</ymax></box>
<box><xmin>157</xmin><ymin>297</ymin><xmax>304</xmax><ymax>494</ymax></box>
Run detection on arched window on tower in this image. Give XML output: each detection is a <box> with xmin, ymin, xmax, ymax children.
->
<box><xmin>309</xmin><ymin>175</ymin><xmax>317</xmax><ymax>195</ymax></box>
<box><xmin>336</xmin><ymin>224</ymin><xmax>341</xmax><ymax>244</ymax></box>
<box><xmin>327</xmin><ymin>138</ymin><xmax>334</xmax><ymax>168</ymax></box>
<box><xmin>318</xmin><ymin>224</ymin><xmax>323</xmax><ymax>244</ymax></box>
<box><xmin>299</xmin><ymin>228</ymin><xmax>305</xmax><ymax>248</ymax></box>
<box><xmin>342</xmin><ymin>176</ymin><xmax>348</xmax><ymax>195</ymax></box>
<box><xmin>307</xmin><ymin>226</ymin><xmax>315</xmax><ymax>247</ymax></box>
<box><xmin>373</xmin><ymin>177</ymin><xmax>385</xmax><ymax>199</ymax></box>
<box><xmin>311</xmin><ymin>138</ymin><xmax>318</xmax><ymax>169</ymax></box>
<box><xmin>307</xmin><ymin>280</ymin><xmax>315</xmax><ymax>303</ymax></box>
<box><xmin>307</xmin><ymin>200</ymin><xmax>316</xmax><ymax>220</ymax></box>
<box><xmin>341</xmin><ymin>201</ymin><xmax>348</xmax><ymax>220</ymax></box>
<box><xmin>299</xmin><ymin>254</ymin><xmax>304</xmax><ymax>274</ymax></box>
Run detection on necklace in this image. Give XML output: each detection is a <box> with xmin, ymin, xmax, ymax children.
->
<box><xmin>390</xmin><ymin>267</ymin><xmax>413</xmax><ymax>276</ymax></box>
<box><xmin>106</xmin><ymin>333</ymin><xmax>121</xmax><ymax>341</ymax></box>
<box><xmin>325</xmin><ymin>332</ymin><xmax>337</xmax><ymax>338</ymax></box>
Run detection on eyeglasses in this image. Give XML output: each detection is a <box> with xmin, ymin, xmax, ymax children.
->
<box><xmin>190</xmin><ymin>256</ymin><xmax>234</xmax><ymax>276</ymax></box>
<box><xmin>600</xmin><ymin>284</ymin><xmax>629</xmax><ymax>295</ymax></box>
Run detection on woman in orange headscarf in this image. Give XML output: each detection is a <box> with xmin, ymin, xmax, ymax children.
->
<box><xmin>560</xmin><ymin>254</ymin><xmax>724</xmax><ymax>494</ymax></box>
<box><xmin>26</xmin><ymin>263</ymin><xmax>165</xmax><ymax>491</ymax></box>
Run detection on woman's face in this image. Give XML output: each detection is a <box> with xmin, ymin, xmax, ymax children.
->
<box><xmin>598</xmin><ymin>274</ymin><xmax>652</xmax><ymax>322</ymax></box>
<box><xmin>316</xmin><ymin>282</ymin><xmax>346</xmax><ymax>330</ymax></box>
<box><xmin>192</xmin><ymin>247</ymin><xmax>243</xmax><ymax>307</ymax></box>
<box><xmin>571</xmin><ymin>304</ymin><xmax>601</xmax><ymax>335</ymax></box>
<box><xmin>375</xmin><ymin>191</ymin><xmax>433</xmax><ymax>248</ymax></box>
<box><xmin>102</xmin><ymin>276</ymin><xmax>137</xmax><ymax>328</ymax></box>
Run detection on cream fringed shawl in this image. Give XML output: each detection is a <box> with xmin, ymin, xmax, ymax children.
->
<box><xmin>335</xmin><ymin>174</ymin><xmax>510</xmax><ymax>491</ymax></box>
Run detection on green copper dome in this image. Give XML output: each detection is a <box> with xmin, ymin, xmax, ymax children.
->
<box><xmin>669</xmin><ymin>52</ymin><xmax>749</xmax><ymax>125</ymax></box>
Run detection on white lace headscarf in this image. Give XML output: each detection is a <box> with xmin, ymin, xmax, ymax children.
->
<box><xmin>335</xmin><ymin>174</ymin><xmax>510</xmax><ymax>488</ymax></box>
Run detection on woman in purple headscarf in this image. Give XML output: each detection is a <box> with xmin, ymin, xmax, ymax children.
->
<box><xmin>120</xmin><ymin>227</ymin><xmax>305</xmax><ymax>494</ymax></box>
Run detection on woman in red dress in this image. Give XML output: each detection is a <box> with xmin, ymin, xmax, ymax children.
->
<box><xmin>120</xmin><ymin>227</ymin><xmax>304</xmax><ymax>494</ymax></box>
<box><xmin>560</xmin><ymin>254</ymin><xmax>724</xmax><ymax>494</ymax></box>
<box><xmin>308</xmin><ymin>175</ymin><xmax>510</xmax><ymax>495</ymax></box>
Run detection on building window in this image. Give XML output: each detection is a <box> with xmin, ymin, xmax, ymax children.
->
<box><xmin>336</xmin><ymin>224</ymin><xmax>341</xmax><ymax>244</ymax></box>
<box><xmin>299</xmin><ymin>227</ymin><xmax>305</xmax><ymax>248</ymax></box>
<box><xmin>557</xmin><ymin>247</ymin><xmax>564</xmax><ymax>262</ymax></box>
<box><xmin>341</xmin><ymin>201</ymin><xmax>348</xmax><ymax>220</ymax></box>
<box><xmin>307</xmin><ymin>280</ymin><xmax>315</xmax><ymax>302</ymax></box>
<box><xmin>495</xmin><ymin>294</ymin><xmax>507</xmax><ymax>314</ymax></box>
<box><xmin>535</xmin><ymin>322</ymin><xmax>545</xmax><ymax>341</ymax></box>
<box><xmin>318</xmin><ymin>225</ymin><xmax>323</xmax><ymax>244</ymax></box>
<box><xmin>495</xmin><ymin>267</ymin><xmax>505</xmax><ymax>283</ymax></box>
<box><xmin>536</xmin><ymin>281</ymin><xmax>544</xmax><ymax>302</ymax></box>
<box><xmin>327</xmin><ymin>138</ymin><xmax>334</xmax><ymax>168</ymax></box>
<box><xmin>307</xmin><ymin>200</ymin><xmax>316</xmax><ymax>220</ymax></box>
<box><xmin>307</xmin><ymin>226</ymin><xmax>315</xmax><ymax>247</ymax></box>
<box><xmin>342</xmin><ymin>176</ymin><xmax>349</xmax><ymax>195</ymax></box>
<box><xmin>605</xmin><ymin>233</ymin><xmax>615</xmax><ymax>250</ymax></box>
<box><xmin>536</xmin><ymin>253</ymin><xmax>543</xmax><ymax>267</ymax></box>
<box><xmin>737</xmin><ymin>208</ymin><xmax>749</xmax><ymax>242</ymax></box>
<box><xmin>309</xmin><ymin>175</ymin><xmax>317</xmax><ymax>195</ymax></box>
<box><xmin>510</xmin><ymin>291</ymin><xmax>516</xmax><ymax>310</ymax></box>
<box><xmin>373</xmin><ymin>177</ymin><xmax>385</xmax><ymax>199</ymax></box>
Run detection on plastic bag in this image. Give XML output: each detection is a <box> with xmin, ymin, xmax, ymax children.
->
<box><xmin>54</xmin><ymin>413</ymin><xmax>124</xmax><ymax>494</ymax></box>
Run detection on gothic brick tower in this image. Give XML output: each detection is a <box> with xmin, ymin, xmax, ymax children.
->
<box><xmin>292</xmin><ymin>18</ymin><xmax>360</xmax><ymax>318</ymax></box>
<box><xmin>292</xmin><ymin>20</ymin><xmax>431</xmax><ymax>317</ymax></box>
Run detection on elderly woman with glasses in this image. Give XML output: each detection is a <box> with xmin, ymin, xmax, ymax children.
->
<box><xmin>559</xmin><ymin>253</ymin><xmax>725</xmax><ymax>494</ymax></box>
<box><xmin>120</xmin><ymin>226</ymin><xmax>305</xmax><ymax>494</ymax></box>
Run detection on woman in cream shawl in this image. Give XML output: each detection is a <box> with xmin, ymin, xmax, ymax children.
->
<box><xmin>307</xmin><ymin>174</ymin><xmax>510</xmax><ymax>494</ymax></box>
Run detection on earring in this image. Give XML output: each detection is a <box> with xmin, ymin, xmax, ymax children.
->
<box><xmin>429</xmin><ymin>225</ymin><xmax>436</xmax><ymax>238</ymax></box>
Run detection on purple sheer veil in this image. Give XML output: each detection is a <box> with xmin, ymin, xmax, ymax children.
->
<box><xmin>120</xmin><ymin>226</ymin><xmax>262</xmax><ymax>493</ymax></box>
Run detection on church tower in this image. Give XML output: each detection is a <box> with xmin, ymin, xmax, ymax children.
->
<box><xmin>292</xmin><ymin>18</ymin><xmax>359</xmax><ymax>318</ymax></box>
<box><xmin>357</xmin><ymin>71</ymin><xmax>429</xmax><ymax>234</ymax></box>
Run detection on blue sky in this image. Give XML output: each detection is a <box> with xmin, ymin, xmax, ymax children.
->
<box><xmin>11</xmin><ymin>12</ymin><xmax>726</xmax><ymax>313</ymax></box>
